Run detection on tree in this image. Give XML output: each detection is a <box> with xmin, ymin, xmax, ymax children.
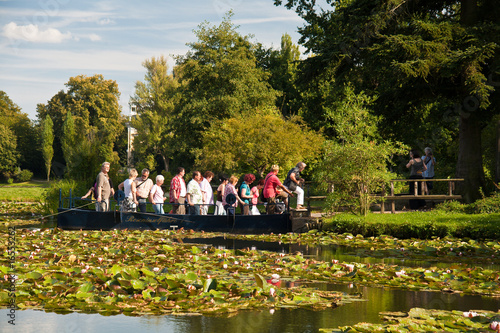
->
<box><xmin>0</xmin><ymin>91</ymin><xmax>41</xmax><ymax>176</ymax></box>
<box><xmin>130</xmin><ymin>56</ymin><xmax>179</xmax><ymax>173</ymax></box>
<box><xmin>255</xmin><ymin>33</ymin><xmax>302</xmax><ymax>117</ymax></box>
<box><xmin>0</xmin><ymin>124</ymin><xmax>19</xmax><ymax>176</ymax></box>
<box><xmin>194</xmin><ymin>109</ymin><xmax>324</xmax><ymax>177</ymax></box>
<box><xmin>37</xmin><ymin>74</ymin><xmax>123</xmax><ymax>179</ymax></box>
<box><xmin>313</xmin><ymin>87</ymin><xmax>407</xmax><ymax>215</ymax></box>
<box><xmin>42</xmin><ymin>116</ymin><xmax>54</xmax><ymax>181</ymax></box>
<box><xmin>174</xmin><ymin>12</ymin><xmax>278</xmax><ymax>163</ymax></box>
<box><xmin>276</xmin><ymin>0</ymin><xmax>500</xmax><ymax>202</ymax></box>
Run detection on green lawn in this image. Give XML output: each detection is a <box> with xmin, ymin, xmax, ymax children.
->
<box><xmin>0</xmin><ymin>180</ymin><xmax>50</xmax><ymax>202</ymax></box>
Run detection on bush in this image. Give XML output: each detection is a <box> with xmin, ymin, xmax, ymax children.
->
<box><xmin>44</xmin><ymin>179</ymin><xmax>83</xmax><ymax>214</ymax></box>
<box><xmin>6</xmin><ymin>178</ymin><xmax>13</xmax><ymax>184</ymax></box>
<box><xmin>466</xmin><ymin>192</ymin><xmax>500</xmax><ymax>214</ymax></box>
<box><xmin>15</xmin><ymin>169</ymin><xmax>33</xmax><ymax>182</ymax></box>
<box><xmin>435</xmin><ymin>200</ymin><xmax>466</xmax><ymax>213</ymax></box>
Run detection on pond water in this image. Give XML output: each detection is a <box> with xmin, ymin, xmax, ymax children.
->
<box><xmin>2</xmin><ymin>223</ymin><xmax>499</xmax><ymax>332</ymax></box>
<box><xmin>2</xmin><ymin>284</ymin><xmax>499</xmax><ymax>333</ymax></box>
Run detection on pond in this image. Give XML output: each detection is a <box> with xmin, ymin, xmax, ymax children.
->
<box><xmin>1</xmin><ymin>222</ymin><xmax>499</xmax><ymax>332</ymax></box>
<box><xmin>2</xmin><ymin>283</ymin><xmax>499</xmax><ymax>333</ymax></box>
<box><xmin>182</xmin><ymin>237</ymin><xmax>500</xmax><ymax>270</ymax></box>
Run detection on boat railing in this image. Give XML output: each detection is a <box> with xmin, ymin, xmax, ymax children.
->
<box><xmin>59</xmin><ymin>188</ymin><xmax>289</xmax><ymax>215</ymax></box>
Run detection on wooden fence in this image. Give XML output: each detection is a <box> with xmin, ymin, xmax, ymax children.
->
<box><xmin>304</xmin><ymin>179</ymin><xmax>464</xmax><ymax>213</ymax></box>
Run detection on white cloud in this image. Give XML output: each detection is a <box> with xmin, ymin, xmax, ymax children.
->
<box><xmin>88</xmin><ymin>33</ymin><xmax>101</xmax><ymax>41</ymax></box>
<box><xmin>2</xmin><ymin>22</ymin><xmax>72</xmax><ymax>43</ymax></box>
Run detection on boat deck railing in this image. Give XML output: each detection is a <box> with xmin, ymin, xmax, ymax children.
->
<box><xmin>58</xmin><ymin>188</ymin><xmax>290</xmax><ymax>215</ymax></box>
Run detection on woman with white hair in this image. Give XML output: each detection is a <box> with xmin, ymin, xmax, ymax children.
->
<box><xmin>149</xmin><ymin>175</ymin><xmax>166</xmax><ymax>214</ymax></box>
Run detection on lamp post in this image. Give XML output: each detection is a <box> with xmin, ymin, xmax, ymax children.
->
<box><xmin>127</xmin><ymin>105</ymin><xmax>137</xmax><ymax>168</ymax></box>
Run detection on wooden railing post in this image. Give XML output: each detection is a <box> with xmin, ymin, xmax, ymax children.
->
<box><xmin>391</xmin><ymin>181</ymin><xmax>395</xmax><ymax>214</ymax></box>
<box><xmin>381</xmin><ymin>186</ymin><xmax>385</xmax><ymax>213</ymax></box>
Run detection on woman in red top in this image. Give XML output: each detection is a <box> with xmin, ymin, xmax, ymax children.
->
<box><xmin>263</xmin><ymin>165</ymin><xmax>293</xmax><ymax>214</ymax></box>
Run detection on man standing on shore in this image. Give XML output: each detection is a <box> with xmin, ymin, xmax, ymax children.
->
<box><xmin>95</xmin><ymin>162</ymin><xmax>112</xmax><ymax>212</ymax></box>
<box><xmin>134</xmin><ymin>169</ymin><xmax>154</xmax><ymax>213</ymax></box>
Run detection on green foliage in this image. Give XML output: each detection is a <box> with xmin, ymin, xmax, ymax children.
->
<box><xmin>0</xmin><ymin>91</ymin><xmax>41</xmax><ymax>176</ymax></box>
<box><xmin>42</xmin><ymin>116</ymin><xmax>54</xmax><ymax>181</ymax></box>
<box><xmin>313</xmin><ymin>88</ymin><xmax>407</xmax><ymax>215</ymax></box>
<box><xmin>466</xmin><ymin>192</ymin><xmax>500</xmax><ymax>214</ymax></box>
<box><xmin>15</xmin><ymin>169</ymin><xmax>33</xmax><ymax>183</ymax></box>
<box><xmin>194</xmin><ymin>109</ymin><xmax>324</xmax><ymax>176</ymax></box>
<box><xmin>130</xmin><ymin>56</ymin><xmax>179</xmax><ymax>173</ymax></box>
<box><xmin>324</xmin><ymin>211</ymin><xmax>500</xmax><ymax>240</ymax></box>
<box><xmin>0</xmin><ymin>124</ymin><xmax>19</xmax><ymax>174</ymax></box>
<box><xmin>173</xmin><ymin>12</ymin><xmax>278</xmax><ymax>163</ymax></box>
<box><xmin>435</xmin><ymin>193</ymin><xmax>500</xmax><ymax>214</ymax></box>
<box><xmin>255</xmin><ymin>33</ymin><xmax>302</xmax><ymax>116</ymax></box>
<box><xmin>275</xmin><ymin>0</ymin><xmax>500</xmax><ymax>203</ymax></box>
<box><xmin>37</xmin><ymin>74</ymin><xmax>123</xmax><ymax>180</ymax></box>
<box><xmin>43</xmin><ymin>179</ymin><xmax>81</xmax><ymax>214</ymax></box>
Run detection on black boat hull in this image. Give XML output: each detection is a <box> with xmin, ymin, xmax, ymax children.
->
<box><xmin>57</xmin><ymin>208</ymin><xmax>292</xmax><ymax>234</ymax></box>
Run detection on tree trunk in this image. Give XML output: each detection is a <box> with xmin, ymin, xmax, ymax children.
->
<box><xmin>456</xmin><ymin>112</ymin><xmax>486</xmax><ymax>203</ymax></box>
<box><xmin>161</xmin><ymin>155</ymin><xmax>169</xmax><ymax>173</ymax></box>
<box><xmin>496</xmin><ymin>119</ymin><xmax>500</xmax><ymax>187</ymax></box>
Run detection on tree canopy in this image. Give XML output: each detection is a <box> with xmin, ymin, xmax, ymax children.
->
<box><xmin>194</xmin><ymin>109</ymin><xmax>324</xmax><ymax>177</ymax></box>
<box><xmin>275</xmin><ymin>0</ymin><xmax>500</xmax><ymax>202</ymax></box>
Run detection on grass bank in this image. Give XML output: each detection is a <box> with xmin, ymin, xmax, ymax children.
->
<box><xmin>0</xmin><ymin>180</ymin><xmax>49</xmax><ymax>202</ymax></box>
<box><xmin>322</xmin><ymin>211</ymin><xmax>500</xmax><ymax>240</ymax></box>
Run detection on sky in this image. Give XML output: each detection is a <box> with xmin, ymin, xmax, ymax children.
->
<box><xmin>0</xmin><ymin>0</ymin><xmax>307</xmax><ymax>120</ymax></box>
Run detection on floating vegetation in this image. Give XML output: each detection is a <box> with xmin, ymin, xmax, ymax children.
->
<box><xmin>0</xmin><ymin>228</ymin><xmax>343</xmax><ymax>316</ymax></box>
<box><xmin>226</xmin><ymin>230</ymin><xmax>500</xmax><ymax>265</ymax></box>
<box><xmin>322</xmin><ymin>308</ymin><xmax>500</xmax><ymax>332</ymax></box>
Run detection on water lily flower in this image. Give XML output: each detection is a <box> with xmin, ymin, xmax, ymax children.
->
<box><xmin>234</xmin><ymin>261</ymin><xmax>239</xmax><ymax>265</ymax></box>
<box><xmin>446</xmin><ymin>269</ymin><xmax>452</xmax><ymax>274</ymax></box>
<box><xmin>269</xmin><ymin>288</ymin><xmax>276</xmax><ymax>297</ymax></box>
<box><xmin>29</xmin><ymin>255</ymin><xmax>34</xmax><ymax>260</ymax></box>
<box><xmin>463</xmin><ymin>311</ymin><xmax>478</xmax><ymax>318</ymax></box>
<box><xmin>81</xmin><ymin>269</ymin><xmax>87</xmax><ymax>274</ymax></box>
<box><xmin>270</xmin><ymin>309</ymin><xmax>275</xmax><ymax>314</ymax></box>
<box><xmin>223</xmin><ymin>264</ymin><xmax>228</xmax><ymax>269</ymax></box>
<box><xmin>153</xmin><ymin>267</ymin><xmax>160</xmax><ymax>272</ymax></box>
<box><xmin>98</xmin><ymin>257</ymin><xmax>103</xmax><ymax>263</ymax></box>
<box><xmin>345</xmin><ymin>235</ymin><xmax>353</xmax><ymax>240</ymax></box>
<box><xmin>345</xmin><ymin>264</ymin><xmax>354</xmax><ymax>272</ymax></box>
<box><xmin>348</xmin><ymin>283</ymin><xmax>354</xmax><ymax>288</ymax></box>
<box><xmin>395</xmin><ymin>270</ymin><xmax>406</xmax><ymax>278</ymax></box>
<box><xmin>91</xmin><ymin>253</ymin><xmax>95</xmax><ymax>257</ymax></box>
<box><xmin>490</xmin><ymin>321</ymin><xmax>499</xmax><ymax>330</ymax></box>
<box><xmin>246</xmin><ymin>263</ymin><xmax>251</xmax><ymax>268</ymax></box>
<box><xmin>332</xmin><ymin>260</ymin><xmax>339</xmax><ymax>264</ymax></box>
<box><xmin>103</xmin><ymin>247</ymin><xmax>108</xmax><ymax>251</ymax></box>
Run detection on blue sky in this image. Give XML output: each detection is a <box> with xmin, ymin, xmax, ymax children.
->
<box><xmin>0</xmin><ymin>0</ymin><xmax>306</xmax><ymax>120</ymax></box>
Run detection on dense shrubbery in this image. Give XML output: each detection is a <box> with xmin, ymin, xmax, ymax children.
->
<box><xmin>43</xmin><ymin>179</ymin><xmax>83</xmax><ymax>214</ymax></box>
<box><xmin>435</xmin><ymin>192</ymin><xmax>500</xmax><ymax>214</ymax></box>
<box><xmin>15</xmin><ymin>169</ymin><xmax>33</xmax><ymax>182</ymax></box>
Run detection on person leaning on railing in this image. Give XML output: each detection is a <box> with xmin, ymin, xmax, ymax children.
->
<box><xmin>263</xmin><ymin>164</ymin><xmax>293</xmax><ymax>214</ymax></box>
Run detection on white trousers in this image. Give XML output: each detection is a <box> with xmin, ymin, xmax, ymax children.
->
<box><xmin>294</xmin><ymin>186</ymin><xmax>304</xmax><ymax>205</ymax></box>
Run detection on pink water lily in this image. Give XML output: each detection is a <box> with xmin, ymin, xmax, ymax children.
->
<box><xmin>490</xmin><ymin>321</ymin><xmax>499</xmax><ymax>331</ymax></box>
<box><xmin>395</xmin><ymin>270</ymin><xmax>406</xmax><ymax>278</ymax></box>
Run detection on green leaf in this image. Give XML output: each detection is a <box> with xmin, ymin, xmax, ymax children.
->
<box><xmin>203</xmin><ymin>278</ymin><xmax>217</xmax><ymax>292</ymax></box>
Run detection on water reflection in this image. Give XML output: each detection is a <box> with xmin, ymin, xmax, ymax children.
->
<box><xmin>2</xmin><ymin>285</ymin><xmax>499</xmax><ymax>333</ymax></box>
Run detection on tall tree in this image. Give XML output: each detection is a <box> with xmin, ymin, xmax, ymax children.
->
<box><xmin>255</xmin><ymin>33</ymin><xmax>302</xmax><ymax>117</ymax></box>
<box><xmin>37</xmin><ymin>74</ymin><xmax>123</xmax><ymax>179</ymax></box>
<box><xmin>174</xmin><ymin>12</ymin><xmax>278</xmax><ymax>163</ymax></box>
<box><xmin>130</xmin><ymin>56</ymin><xmax>179</xmax><ymax>173</ymax></box>
<box><xmin>0</xmin><ymin>124</ymin><xmax>19</xmax><ymax>176</ymax></box>
<box><xmin>42</xmin><ymin>116</ymin><xmax>54</xmax><ymax>181</ymax></box>
<box><xmin>0</xmin><ymin>91</ymin><xmax>41</xmax><ymax>175</ymax></box>
<box><xmin>276</xmin><ymin>0</ymin><xmax>500</xmax><ymax>202</ymax></box>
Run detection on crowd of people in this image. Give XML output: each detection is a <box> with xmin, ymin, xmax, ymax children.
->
<box><xmin>89</xmin><ymin>162</ymin><xmax>308</xmax><ymax>215</ymax></box>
